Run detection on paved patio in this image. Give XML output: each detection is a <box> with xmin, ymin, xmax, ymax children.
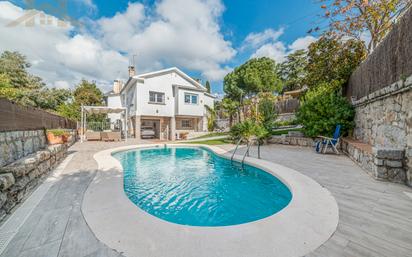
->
<box><xmin>1</xmin><ymin>141</ymin><xmax>412</xmax><ymax>257</ymax></box>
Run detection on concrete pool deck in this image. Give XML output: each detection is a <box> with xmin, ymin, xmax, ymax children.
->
<box><xmin>82</xmin><ymin>144</ymin><xmax>338</xmax><ymax>257</ymax></box>
<box><xmin>1</xmin><ymin>141</ymin><xmax>412</xmax><ymax>257</ymax></box>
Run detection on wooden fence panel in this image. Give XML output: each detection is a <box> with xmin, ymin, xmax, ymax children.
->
<box><xmin>345</xmin><ymin>7</ymin><xmax>412</xmax><ymax>99</ymax></box>
<box><xmin>275</xmin><ymin>99</ymin><xmax>300</xmax><ymax>114</ymax></box>
<box><xmin>0</xmin><ymin>98</ymin><xmax>76</xmax><ymax>132</ymax></box>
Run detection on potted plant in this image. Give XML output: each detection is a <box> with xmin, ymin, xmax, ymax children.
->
<box><xmin>62</xmin><ymin>132</ymin><xmax>73</xmax><ymax>143</ymax></box>
<box><xmin>46</xmin><ymin>129</ymin><xmax>67</xmax><ymax>145</ymax></box>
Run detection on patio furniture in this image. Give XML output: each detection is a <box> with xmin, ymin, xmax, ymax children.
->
<box><xmin>80</xmin><ymin>106</ymin><xmax>128</xmax><ymax>143</ymax></box>
<box><xmin>86</xmin><ymin>131</ymin><xmax>101</xmax><ymax>141</ymax></box>
<box><xmin>316</xmin><ymin>125</ymin><xmax>341</xmax><ymax>154</ymax></box>
<box><xmin>179</xmin><ymin>132</ymin><xmax>189</xmax><ymax>140</ymax></box>
<box><xmin>101</xmin><ymin>131</ymin><xmax>122</xmax><ymax>142</ymax></box>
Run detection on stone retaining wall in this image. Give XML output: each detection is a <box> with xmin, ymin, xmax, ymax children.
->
<box><xmin>353</xmin><ymin>76</ymin><xmax>412</xmax><ymax>186</ymax></box>
<box><xmin>341</xmin><ymin>139</ymin><xmax>408</xmax><ymax>186</ymax></box>
<box><xmin>276</xmin><ymin>113</ymin><xmax>296</xmax><ymax>122</ymax></box>
<box><xmin>268</xmin><ymin>134</ymin><xmax>314</xmax><ymax>147</ymax></box>
<box><xmin>0</xmin><ymin>143</ymin><xmax>69</xmax><ymax>221</ymax></box>
<box><xmin>0</xmin><ymin>129</ymin><xmax>76</xmax><ymax>222</ymax></box>
<box><xmin>0</xmin><ymin>130</ymin><xmax>76</xmax><ymax>167</ymax></box>
<box><xmin>0</xmin><ymin>130</ymin><xmax>47</xmax><ymax>167</ymax></box>
<box><xmin>269</xmin><ymin>134</ymin><xmax>411</xmax><ymax>187</ymax></box>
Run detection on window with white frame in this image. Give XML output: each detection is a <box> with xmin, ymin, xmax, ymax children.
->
<box><xmin>184</xmin><ymin>93</ymin><xmax>198</xmax><ymax>104</ymax></box>
<box><xmin>149</xmin><ymin>91</ymin><xmax>165</xmax><ymax>104</ymax></box>
<box><xmin>181</xmin><ymin>119</ymin><xmax>192</xmax><ymax>129</ymax></box>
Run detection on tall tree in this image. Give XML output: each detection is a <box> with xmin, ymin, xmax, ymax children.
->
<box><xmin>58</xmin><ymin>80</ymin><xmax>104</xmax><ymax>121</ymax></box>
<box><xmin>0</xmin><ymin>73</ymin><xmax>11</xmax><ymax>88</ymax></box>
<box><xmin>305</xmin><ymin>36</ymin><xmax>366</xmax><ymax>88</ymax></box>
<box><xmin>73</xmin><ymin>80</ymin><xmax>104</xmax><ymax>106</ymax></box>
<box><xmin>279</xmin><ymin>50</ymin><xmax>308</xmax><ymax>91</ymax></box>
<box><xmin>0</xmin><ymin>50</ymin><xmax>70</xmax><ymax>111</ymax></box>
<box><xmin>205</xmin><ymin>80</ymin><xmax>211</xmax><ymax>93</ymax></box>
<box><xmin>221</xmin><ymin>98</ymin><xmax>240</xmax><ymax>127</ymax></box>
<box><xmin>0</xmin><ymin>51</ymin><xmax>43</xmax><ymax>89</ymax></box>
<box><xmin>318</xmin><ymin>0</ymin><xmax>412</xmax><ymax>53</ymax></box>
<box><xmin>224</xmin><ymin>57</ymin><xmax>282</xmax><ymax>100</ymax></box>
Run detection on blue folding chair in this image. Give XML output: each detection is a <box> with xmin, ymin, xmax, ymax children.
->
<box><xmin>315</xmin><ymin>125</ymin><xmax>341</xmax><ymax>154</ymax></box>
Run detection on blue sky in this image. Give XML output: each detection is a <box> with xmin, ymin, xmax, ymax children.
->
<box><xmin>1</xmin><ymin>0</ymin><xmax>324</xmax><ymax>93</ymax></box>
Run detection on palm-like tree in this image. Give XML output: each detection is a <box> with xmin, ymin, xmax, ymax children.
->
<box><xmin>221</xmin><ymin>98</ymin><xmax>239</xmax><ymax>127</ymax></box>
<box><xmin>205</xmin><ymin>105</ymin><xmax>217</xmax><ymax>132</ymax></box>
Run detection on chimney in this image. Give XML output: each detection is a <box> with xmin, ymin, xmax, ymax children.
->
<box><xmin>113</xmin><ymin>79</ymin><xmax>123</xmax><ymax>94</ymax></box>
<box><xmin>128</xmin><ymin>65</ymin><xmax>136</xmax><ymax>78</ymax></box>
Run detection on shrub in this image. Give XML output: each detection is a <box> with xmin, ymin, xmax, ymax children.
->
<box><xmin>297</xmin><ymin>83</ymin><xmax>355</xmax><ymax>137</ymax></box>
<box><xmin>229</xmin><ymin>120</ymin><xmax>253</xmax><ymax>141</ymax></box>
<box><xmin>229</xmin><ymin>119</ymin><xmax>269</xmax><ymax>142</ymax></box>
<box><xmin>47</xmin><ymin>129</ymin><xmax>67</xmax><ymax>136</ymax></box>
<box><xmin>258</xmin><ymin>94</ymin><xmax>277</xmax><ymax>132</ymax></box>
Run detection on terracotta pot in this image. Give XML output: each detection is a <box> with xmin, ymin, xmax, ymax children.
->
<box><xmin>62</xmin><ymin>134</ymin><xmax>70</xmax><ymax>143</ymax></box>
<box><xmin>47</xmin><ymin>132</ymin><xmax>64</xmax><ymax>145</ymax></box>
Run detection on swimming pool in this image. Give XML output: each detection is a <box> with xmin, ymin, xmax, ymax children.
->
<box><xmin>113</xmin><ymin>146</ymin><xmax>292</xmax><ymax>227</ymax></box>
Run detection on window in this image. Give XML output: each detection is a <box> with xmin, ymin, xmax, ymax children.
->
<box><xmin>184</xmin><ymin>93</ymin><xmax>198</xmax><ymax>104</ymax></box>
<box><xmin>181</xmin><ymin>119</ymin><xmax>192</xmax><ymax>129</ymax></box>
<box><xmin>149</xmin><ymin>91</ymin><xmax>165</xmax><ymax>104</ymax></box>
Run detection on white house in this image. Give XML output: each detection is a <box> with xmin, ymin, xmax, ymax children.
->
<box><xmin>106</xmin><ymin>67</ymin><xmax>215</xmax><ymax>140</ymax></box>
<box><xmin>104</xmin><ymin>80</ymin><xmax>123</xmax><ymax>124</ymax></box>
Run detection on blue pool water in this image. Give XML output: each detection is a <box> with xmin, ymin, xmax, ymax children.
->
<box><xmin>113</xmin><ymin>147</ymin><xmax>292</xmax><ymax>227</ymax></box>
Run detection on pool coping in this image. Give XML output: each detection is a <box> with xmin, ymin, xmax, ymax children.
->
<box><xmin>82</xmin><ymin>144</ymin><xmax>339</xmax><ymax>257</ymax></box>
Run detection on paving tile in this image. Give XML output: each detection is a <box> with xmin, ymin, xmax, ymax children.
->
<box><xmin>3</xmin><ymin>142</ymin><xmax>412</xmax><ymax>257</ymax></box>
<box><xmin>18</xmin><ymin>239</ymin><xmax>61</xmax><ymax>257</ymax></box>
<box><xmin>21</xmin><ymin>206</ymin><xmax>72</xmax><ymax>251</ymax></box>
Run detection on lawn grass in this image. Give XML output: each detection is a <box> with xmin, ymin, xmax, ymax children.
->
<box><xmin>191</xmin><ymin>132</ymin><xmax>229</xmax><ymax>139</ymax></box>
<box><xmin>184</xmin><ymin>138</ymin><xmax>232</xmax><ymax>145</ymax></box>
<box><xmin>271</xmin><ymin>127</ymin><xmax>303</xmax><ymax>136</ymax></box>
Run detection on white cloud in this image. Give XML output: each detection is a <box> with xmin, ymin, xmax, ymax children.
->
<box><xmin>245</xmin><ymin>28</ymin><xmax>317</xmax><ymax>63</ymax></box>
<box><xmin>0</xmin><ymin>0</ymin><xmax>235</xmax><ymax>90</ymax></box>
<box><xmin>242</xmin><ymin>28</ymin><xmax>284</xmax><ymax>50</ymax></box>
<box><xmin>252</xmin><ymin>42</ymin><xmax>287</xmax><ymax>62</ymax></box>
<box><xmin>94</xmin><ymin>0</ymin><xmax>236</xmax><ymax>81</ymax></box>
<box><xmin>54</xmin><ymin>80</ymin><xmax>70</xmax><ymax>89</ymax></box>
<box><xmin>202</xmin><ymin>66</ymin><xmax>232</xmax><ymax>81</ymax></box>
<box><xmin>288</xmin><ymin>35</ymin><xmax>317</xmax><ymax>52</ymax></box>
<box><xmin>74</xmin><ymin>0</ymin><xmax>97</xmax><ymax>13</ymax></box>
<box><xmin>0</xmin><ymin>1</ymin><xmax>128</xmax><ymax>91</ymax></box>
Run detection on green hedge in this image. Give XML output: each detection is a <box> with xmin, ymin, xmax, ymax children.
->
<box><xmin>296</xmin><ymin>83</ymin><xmax>355</xmax><ymax>137</ymax></box>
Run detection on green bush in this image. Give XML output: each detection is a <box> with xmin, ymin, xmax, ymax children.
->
<box><xmin>229</xmin><ymin>120</ymin><xmax>253</xmax><ymax>141</ymax></box>
<box><xmin>47</xmin><ymin>129</ymin><xmax>67</xmax><ymax>136</ymax></box>
<box><xmin>273</xmin><ymin>119</ymin><xmax>298</xmax><ymax>127</ymax></box>
<box><xmin>229</xmin><ymin>119</ymin><xmax>269</xmax><ymax>142</ymax></box>
<box><xmin>258</xmin><ymin>94</ymin><xmax>277</xmax><ymax>132</ymax></box>
<box><xmin>296</xmin><ymin>83</ymin><xmax>355</xmax><ymax>137</ymax></box>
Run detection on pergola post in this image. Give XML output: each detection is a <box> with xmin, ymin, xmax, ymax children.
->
<box><xmin>80</xmin><ymin>105</ymin><xmax>84</xmax><ymax>143</ymax></box>
<box><xmin>84</xmin><ymin>110</ymin><xmax>87</xmax><ymax>142</ymax></box>
<box><xmin>125</xmin><ymin>109</ymin><xmax>128</xmax><ymax>142</ymax></box>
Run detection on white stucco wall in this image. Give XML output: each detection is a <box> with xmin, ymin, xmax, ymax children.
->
<box><xmin>177</xmin><ymin>89</ymin><xmax>205</xmax><ymax>116</ymax></box>
<box><xmin>120</xmin><ymin>69</ymin><xmax>214</xmax><ymax>120</ymax></box>
<box><xmin>203</xmin><ymin>95</ymin><xmax>215</xmax><ymax>112</ymax></box>
<box><xmin>135</xmin><ymin>74</ymin><xmax>175</xmax><ymax>117</ymax></box>
<box><xmin>121</xmin><ymin>84</ymin><xmax>137</xmax><ymax>117</ymax></box>
<box><xmin>107</xmin><ymin>94</ymin><xmax>122</xmax><ymax>122</ymax></box>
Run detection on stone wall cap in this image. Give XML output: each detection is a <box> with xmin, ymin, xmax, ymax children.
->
<box><xmin>372</xmin><ymin>147</ymin><xmax>405</xmax><ymax>159</ymax></box>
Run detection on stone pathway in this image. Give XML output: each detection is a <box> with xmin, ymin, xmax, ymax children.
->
<box><xmin>1</xmin><ymin>141</ymin><xmax>412</xmax><ymax>257</ymax></box>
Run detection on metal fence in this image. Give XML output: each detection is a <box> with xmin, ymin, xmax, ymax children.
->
<box><xmin>0</xmin><ymin>98</ymin><xmax>76</xmax><ymax>132</ymax></box>
<box><xmin>345</xmin><ymin>7</ymin><xmax>412</xmax><ymax>99</ymax></box>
